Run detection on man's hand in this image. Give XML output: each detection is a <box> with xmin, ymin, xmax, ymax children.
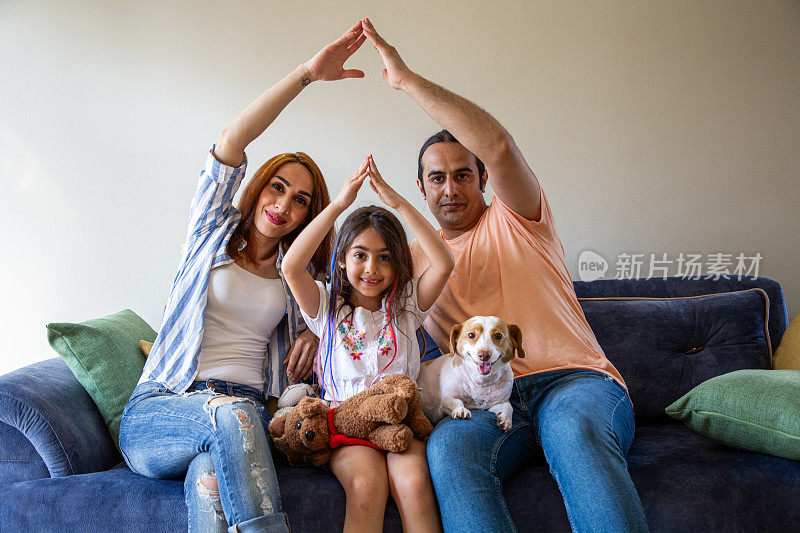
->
<box><xmin>284</xmin><ymin>328</ymin><xmax>318</xmax><ymax>382</ymax></box>
<box><xmin>303</xmin><ymin>20</ymin><xmax>367</xmax><ymax>83</ymax></box>
<box><xmin>361</xmin><ymin>18</ymin><xmax>413</xmax><ymax>90</ymax></box>
<box><xmin>362</xmin><ymin>18</ymin><xmax>541</xmax><ymax>221</ymax></box>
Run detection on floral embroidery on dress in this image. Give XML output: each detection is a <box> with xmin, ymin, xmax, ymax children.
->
<box><xmin>338</xmin><ymin>313</ymin><xmax>396</xmax><ymax>361</ymax></box>
<box><xmin>377</xmin><ymin>322</ymin><xmax>394</xmax><ymax>356</ymax></box>
<box><xmin>339</xmin><ymin>318</ymin><xmax>365</xmax><ymax>360</ymax></box>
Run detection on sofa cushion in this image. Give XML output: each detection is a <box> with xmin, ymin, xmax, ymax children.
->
<box><xmin>627</xmin><ymin>423</ymin><xmax>800</xmax><ymax>532</ymax></box>
<box><xmin>3</xmin><ymin>427</ymin><xmax>800</xmax><ymax>532</ymax></box>
<box><xmin>503</xmin><ymin>422</ymin><xmax>800</xmax><ymax>532</ymax></box>
<box><xmin>774</xmin><ymin>312</ymin><xmax>800</xmax><ymax>370</ymax></box>
<box><xmin>665</xmin><ymin>369</ymin><xmax>800</xmax><ymax>461</ymax></box>
<box><xmin>0</xmin><ymin>462</ymin><xmax>405</xmax><ymax>533</ymax></box>
<box><xmin>579</xmin><ymin>289</ymin><xmax>771</xmax><ymax>422</ymax></box>
<box><xmin>46</xmin><ymin>309</ymin><xmax>156</xmax><ymax>447</ymax></box>
<box><xmin>0</xmin><ymin>464</ymin><xmax>186</xmax><ymax>532</ymax></box>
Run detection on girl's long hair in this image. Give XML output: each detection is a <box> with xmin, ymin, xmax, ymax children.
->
<box><xmin>227</xmin><ymin>153</ymin><xmax>332</xmax><ymax>276</ymax></box>
<box><xmin>331</xmin><ymin>206</ymin><xmax>413</xmax><ymax>322</ymax></box>
<box><xmin>318</xmin><ymin>206</ymin><xmax>415</xmax><ymax>400</ymax></box>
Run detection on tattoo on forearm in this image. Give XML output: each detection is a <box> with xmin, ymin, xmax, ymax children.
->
<box><xmin>301</xmin><ymin>76</ymin><xmax>311</xmax><ymax>87</ymax></box>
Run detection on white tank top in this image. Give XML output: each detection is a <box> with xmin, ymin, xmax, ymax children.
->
<box><xmin>196</xmin><ymin>262</ymin><xmax>287</xmax><ymax>390</ymax></box>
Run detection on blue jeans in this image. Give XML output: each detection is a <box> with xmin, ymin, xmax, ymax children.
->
<box><xmin>427</xmin><ymin>369</ymin><xmax>648</xmax><ymax>533</ymax></box>
<box><xmin>119</xmin><ymin>380</ymin><xmax>289</xmax><ymax>533</ymax></box>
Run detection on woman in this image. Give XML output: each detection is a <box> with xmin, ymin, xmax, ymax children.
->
<box><xmin>119</xmin><ymin>21</ymin><xmax>367</xmax><ymax>532</ymax></box>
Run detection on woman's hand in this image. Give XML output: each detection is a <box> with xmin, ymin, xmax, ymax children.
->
<box><xmin>332</xmin><ymin>155</ymin><xmax>370</xmax><ymax>210</ymax></box>
<box><xmin>285</xmin><ymin>328</ymin><xmax>318</xmax><ymax>381</ymax></box>
<box><xmin>303</xmin><ymin>21</ymin><xmax>367</xmax><ymax>83</ymax></box>
<box><xmin>367</xmin><ymin>155</ymin><xmax>406</xmax><ymax>210</ymax></box>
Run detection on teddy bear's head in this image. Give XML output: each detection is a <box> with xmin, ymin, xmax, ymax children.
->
<box><xmin>268</xmin><ymin>396</ymin><xmax>332</xmax><ymax>466</ymax></box>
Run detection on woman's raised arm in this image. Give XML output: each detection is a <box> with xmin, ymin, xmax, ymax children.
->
<box><xmin>214</xmin><ymin>21</ymin><xmax>367</xmax><ymax>167</ymax></box>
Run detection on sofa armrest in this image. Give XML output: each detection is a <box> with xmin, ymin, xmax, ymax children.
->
<box><xmin>0</xmin><ymin>358</ymin><xmax>120</xmax><ymax>480</ymax></box>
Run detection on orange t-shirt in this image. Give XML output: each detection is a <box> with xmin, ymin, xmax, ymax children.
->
<box><xmin>413</xmin><ymin>187</ymin><xmax>626</xmax><ymax>388</ymax></box>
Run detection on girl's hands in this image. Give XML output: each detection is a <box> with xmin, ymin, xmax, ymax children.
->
<box><xmin>367</xmin><ymin>155</ymin><xmax>406</xmax><ymax>210</ymax></box>
<box><xmin>303</xmin><ymin>21</ymin><xmax>367</xmax><ymax>83</ymax></box>
<box><xmin>332</xmin><ymin>155</ymin><xmax>370</xmax><ymax>210</ymax></box>
<box><xmin>332</xmin><ymin>154</ymin><xmax>407</xmax><ymax>212</ymax></box>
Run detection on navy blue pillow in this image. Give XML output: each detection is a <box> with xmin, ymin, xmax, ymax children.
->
<box><xmin>579</xmin><ymin>289</ymin><xmax>772</xmax><ymax>422</ymax></box>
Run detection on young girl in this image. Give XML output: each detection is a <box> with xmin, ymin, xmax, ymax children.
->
<box><xmin>282</xmin><ymin>155</ymin><xmax>453</xmax><ymax>533</ymax></box>
<box><xmin>119</xmin><ymin>21</ymin><xmax>367</xmax><ymax>532</ymax></box>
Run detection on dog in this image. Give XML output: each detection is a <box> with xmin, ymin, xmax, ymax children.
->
<box><xmin>418</xmin><ymin>316</ymin><xmax>524</xmax><ymax>431</ymax></box>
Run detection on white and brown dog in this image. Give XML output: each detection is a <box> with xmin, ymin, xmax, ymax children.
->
<box><xmin>418</xmin><ymin>316</ymin><xmax>524</xmax><ymax>431</ymax></box>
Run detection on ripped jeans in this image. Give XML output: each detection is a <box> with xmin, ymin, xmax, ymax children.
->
<box><xmin>119</xmin><ymin>380</ymin><xmax>289</xmax><ymax>533</ymax></box>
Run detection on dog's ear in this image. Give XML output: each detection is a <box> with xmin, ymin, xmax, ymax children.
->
<box><xmin>449</xmin><ymin>323</ymin><xmax>464</xmax><ymax>358</ymax></box>
<box><xmin>508</xmin><ymin>324</ymin><xmax>525</xmax><ymax>359</ymax></box>
<box><xmin>268</xmin><ymin>414</ymin><xmax>287</xmax><ymax>439</ymax></box>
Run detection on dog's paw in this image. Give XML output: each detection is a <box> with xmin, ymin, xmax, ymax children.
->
<box><xmin>497</xmin><ymin>412</ymin><xmax>512</xmax><ymax>432</ymax></box>
<box><xmin>452</xmin><ymin>405</ymin><xmax>472</xmax><ymax>420</ymax></box>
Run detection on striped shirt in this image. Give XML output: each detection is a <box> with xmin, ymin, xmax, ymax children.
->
<box><xmin>139</xmin><ymin>146</ymin><xmax>307</xmax><ymax>397</ymax></box>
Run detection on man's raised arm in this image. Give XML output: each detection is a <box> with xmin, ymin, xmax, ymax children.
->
<box><xmin>362</xmin><ymin>18</ymin><xmax>541</xmax><ymax>221</ymax></box>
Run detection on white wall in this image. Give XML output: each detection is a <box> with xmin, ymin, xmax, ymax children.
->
<box><xmin>1</xmin><ymin>0</ymin><xmax>798</xmax><ymax>374</ymax></box>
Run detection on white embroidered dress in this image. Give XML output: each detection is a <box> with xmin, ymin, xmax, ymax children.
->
<box><xmin>301</xmin><ymin>277</ymin><xmax>428</xmax><ymax>403</ymax></box>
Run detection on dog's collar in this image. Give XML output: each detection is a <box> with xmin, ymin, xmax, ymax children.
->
<box><xmin>327</xmin><ymin>407</ymin><xmax>385</xmax><ymax>451</ymax></box>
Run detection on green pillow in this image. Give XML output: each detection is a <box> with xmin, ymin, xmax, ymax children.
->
<box><xmin>665</xmin><ymin>369</ymin><xmax>800</xmax><ymax>461</ymax></box>
<box><xmin>46</xmin><ymin>309</ymin><xmax>156</xmax><ymax>447</ymax></box>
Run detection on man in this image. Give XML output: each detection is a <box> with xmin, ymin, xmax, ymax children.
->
<box><xmin>361</xmin><ymin>19</ymin><xmax>648</xmax><ymax>533</ymax></box>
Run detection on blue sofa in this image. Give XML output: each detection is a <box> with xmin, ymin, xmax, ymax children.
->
<box><xmin>2</xmin><ymin>276</ymin><xmax>799</xmax><ymax>532</ymax></box>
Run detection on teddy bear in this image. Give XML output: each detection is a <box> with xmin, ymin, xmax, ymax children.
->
<box><xmin>268</xmin><ymin>374</ymin><xmax>432</xmax><ymax>466</ymax></box>
<box><xmin>274</xmin><ymin>382</ymin><xmax>317</xmax><ymax>419</ymax></box>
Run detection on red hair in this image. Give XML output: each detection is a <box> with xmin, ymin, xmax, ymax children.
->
<box><xmin>227</xmin><ymin>152</ymin><xmax>332</xmax><ymax>276</ymax></box>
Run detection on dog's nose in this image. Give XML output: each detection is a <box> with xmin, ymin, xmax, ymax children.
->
<box><xmin>305</xmin><ymin>429</ymin><xmax>315</xmax><ymax>441</ymax></box>
<box><xmin>477</xmin><ymin>350</ymin><xmax>492</xmax><ymax>362</ymax></box>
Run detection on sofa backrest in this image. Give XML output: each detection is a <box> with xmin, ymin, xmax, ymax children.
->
<box><xmin>576</xmin><ymin>277</ymin><xmax>784</xmax><ymax>422</ymax></box>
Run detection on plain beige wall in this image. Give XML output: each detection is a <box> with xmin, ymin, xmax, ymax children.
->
<box><xmin>1</xmin><ymin>0</ymin><xmax>798</xmax><ymax>374</ymax></box>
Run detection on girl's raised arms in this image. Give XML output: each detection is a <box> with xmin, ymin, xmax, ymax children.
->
<box><xmin>367</xmin><ymin>156</ymin><xmax>454</xmax><ymax>311</ymax></box>
<box><xmin>214</xmin><ymin>21</ymin><xmax>367</xmax><ymax>167</ymax></box>
<box><xmin>282</xmin><ymin>156</ymin><xmax>372</xmax><ymax>318</ymax></box>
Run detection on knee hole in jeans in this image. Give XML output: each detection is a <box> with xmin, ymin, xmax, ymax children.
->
<box><xmin>196</xmin><ymin>473</ymin><xmax>224</xmax><ymax>516</ymax></box>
